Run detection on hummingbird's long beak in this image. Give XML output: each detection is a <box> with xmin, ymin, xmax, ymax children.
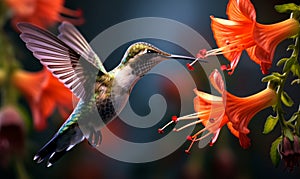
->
<box><xmin>169</xmin><ymin>54</ymin><xmax>207</xmax><ymax>63</ymax></box>
<box><xmin>169</xmin><ymin>54</ymin><xmax>195</xmax><ymax>60</ymax></box>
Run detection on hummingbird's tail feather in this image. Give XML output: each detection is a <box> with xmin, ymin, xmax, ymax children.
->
<box><xmin>57</xmin><ymin>21</ymin><xmax>108</xmax><ymax>74</ymax></box>
<box><xmin>46</xmin><ymin>150</ymin><xmax>67</xmax><ymax>167</ymax></box>
<box><xmin>33</xmin><ymin>121</ymin><xmax>85</xmax><ymax>167</ymax></box>
<box><xmin>33</xmin><ymin>136</ymin><xmax>58</xmax><ymax>164</ymax></box>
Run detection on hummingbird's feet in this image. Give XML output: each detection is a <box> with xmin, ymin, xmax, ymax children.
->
<box><xmin>87</xmin><ymin>128</ymin><xmax>102</xmax><ymax>147</ymax></box>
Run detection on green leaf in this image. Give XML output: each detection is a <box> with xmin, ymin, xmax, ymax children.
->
<box><xmin>287</xmin><ymin>44</ymin><xmax>296</xmax><ymax>51</ymax></box>
<box><xmin>270</xmin><ymin>137</ymin><xmax>282</xmax><ymax>167</ymax></box>
<box><xmin>275</xmin><ymin>3</ymin><xmax>300</xmax><ymax>13</ymax></box>
<box><xmin>261</xmin><ymin>75</ymin><xmax>281</xmax><ymax>83</ymax></box>
<box><xmin>281</xmin><ymin>91</ymin><xmax>294</xmax><ymax>107</ymax></box>
<box><xmin>272</xmin><ymin>72</ymin><xmax>285</xmax><ymax>78</ymax></box>
<box><xmin>277</xmin><ymin>58</ymin><xmax>289</xmax><ymax>66</ymax></box>
<box><xmin>287</xmin><ymin>113</ymin><xmax>298</xmax><ymax>123</ymax></box>
<box><xmin>291</xmin><ymin>79</ymin><xmax>300</xmax><ymax>85</ymax></box>
<box><xmin>283</xmin><ymin>57</ymin><xmax>296</xmax><ymax>73</ymax></box>
<box><xmin>284</xmin><ymin>128</ymin><xmax>294</xmax><ymax>141</ymax></box>
<box><xmin>263</xmin><ymin>115</ymin><xmax>279</xmax><ymax>134</ymax></box>
<box><xmin>291</xmin><ymin>64</ymin><xmax>300</xmax><ymax>78</ymax></box>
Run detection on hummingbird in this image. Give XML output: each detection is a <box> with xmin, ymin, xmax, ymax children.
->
<box><xmin>17</xmin><ymin>21</ymin><xmax>202</xmax><ymax>167</ymax></box>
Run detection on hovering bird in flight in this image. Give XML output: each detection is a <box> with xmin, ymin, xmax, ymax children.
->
<box><xmin>18</xmin><ymin>21</ymin><xmax>203</xmax><ymax>167</ymax></box>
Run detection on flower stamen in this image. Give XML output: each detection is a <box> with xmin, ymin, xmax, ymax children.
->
<box><xmin>173</xmin><ymin>119</ymin><xmax>203</xmax><ymax>132</ymax></box>
<box><xmin>158</xmin><ymin>112</ymin><xmax>204</xmax><ymax>134</ymax></box>
<box><xmin>194</xmin><ymin>131</ymin><xmax>213</xmax><ymax>142</ymax></box>
<box><xmin>185</xmin><ymin>138</ymin><xmax>196</xmax><ymax>154</ymax></box>
<box><xmin>186</xmin><ymin>45</ymin><xmax>242</xmax><ymax>71</ymax></box>
<box><xmin>157</xmin><ymin>120</ymin><xmax>173</xmax><ymax>133</ymax></box>
<box><xmin>171</xmin><ymin>115</ymin><xmax>178</xmax><ymax>123</ymax></box>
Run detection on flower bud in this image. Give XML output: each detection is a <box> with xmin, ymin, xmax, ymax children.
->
<box><xmin>0</xmin><ymin>106</ymin><xmax>25</xmax><ymax>167</ymax></box>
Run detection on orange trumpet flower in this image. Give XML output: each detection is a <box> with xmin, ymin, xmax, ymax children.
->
<box><xmin>12</xmin><ymin>68</ymin><xmax>74</xmax><ymax>130</ymax></box>
<box><xmin>188</xmin><ymin>0</ymin><xmax>299</xmax><ymax>74</ymax></box>
<box><xmin>5</xmin><ymin>0</ymin><xmax>84</xmax><ymax>29</ymax></box>
<box><xmin>159</xmin><ymin>69</ymin><xmax>277</xmax><ymax>153</ymax></box>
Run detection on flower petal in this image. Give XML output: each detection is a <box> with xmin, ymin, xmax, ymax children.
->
<box><xmin>209</xmin><ymin>69</ymin><xmax>225</xmax><ymax>94</ymax></box>
<box><xmin>12</xmin><ymin>68</ymin><xmax>48</xmax><ymax>102</ymax></box>
<box><xmin>33</xmin><ymin>70</ymin><xmax>74</xmax><ymax>130</ymax></box>
<box><xmin>210</xmin><ymin>128</ymin><xmax>221</xmax><ymax>145</ymax></box>
<box><xmin>210</xmin><ymin>16</ymin><xmax>255</xmax><ymax>73</ymax></box>
<box><xmin>40</xmin><ymin>93</ymin><xmax>56</xmax><ymax>122</ymax></box>
<box><xmin>239</xmin><ymin>133</ymin><xmax>251</xmax><ymax>149</ymax></box>
<box><xmin>227</xmin><ymin>0</ymin><xmax>256</xmax><ymax>22</ymax></box>
<box><xmin>252</xmin><ymin>19</ymin><xmax>300</xmax><ymax>67</ymax></box>
<box><xmin>225</xmin><ymin>53</ymin><xmax>242</xmax><ymax>75</ymax></box>
<box><xmin>44</xmin><ymin>71</ymin><xmax>74</xmax><ymax>108</ymax></box>
<box><xmin>193</xmin><ymin>89</ymin><xmax>222</xmax><ymax>102</ymax></box>
<box><xmin>226</xmin><ymin>121</ymin><xmax>239</xmax><ymax>138</ymax></box>
<box><xmin>193</xmin><ymin>89</ymin><xmax>227</xmax><ymax>132</ymax></box>
<box><xmin>245</xmin><ymin>46</ymin><xmax>261</xmax><ymax>65</ymax></box>
<box><xmin>30</xmin><ymin>101</ymin><xmax>46</xmax><ymax>131</ymax></box>
<box><xmin>7</xmin><ymin>0</ymin><xmax>84</xmax><ymax>29</ymax></box>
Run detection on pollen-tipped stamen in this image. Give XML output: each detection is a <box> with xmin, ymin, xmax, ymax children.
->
<box><xmin>189</xmin><ymin>58</ymin><xmax>201</xmax><ymax>66</ymax></box>
<box><xmin>186</xmin><ymin>48</ymin><xmax>208</xmax><ymax>70</ymax></box>
<box><xmin>186</xmin><ymin>63</ymin><xmax>195</xmax><ymax>71</ymax></box>
<box><xmin>158</xmin><ymin>112</ymin><xmax>203</xmax><ymax>133</ymax></box>
<box><xmin>187</xmin><ymin>45</ymin><xmax>242</xmax><ymax>70</ymax></box>
<box><xmin>158</xmin><ymin>128</ymin><xmax>164</xmax><ymax>134</ymax></box>
<box><xmin>177</xmin><ymin>112</ymin><xmax>204</xmax><ymax>120</ymax></box>
<box><xmin>172</xmin><ymin>115</ymin><xmax>178</xmax><ymax>123</ymax></box>
<box><xmin>205</xmin><ymin>43</ymin><xmax>246</xmax><ymax>57</ymax></box>
<box><xmin>191</xmin><ymin>120</ymin><xmax>218</xmax><ymax>138</ymax></box>
<box><xmin>187</xmin><ymin>135</ymin><xmax>193</xmax><ymax>141</ymax></box>
<box><xmin>186</xmin><ymin>58</ymin><xmax>203</xmax><ymax>71</ymax></box>
<box><xmin>184</xmin><ymin>130</ymin><xmax>214</xmax><ymax>154</ymax></box>
<box><xmin>185</xmin><ymin>137</ymin><xmax>196</xmax><ymax>154</ymax></box>
<box><xmin>158</xmin><ymin>120</ymin><xmax>173</xmax><ymax>133</ymax></box>
<box><xmin>193</xmin><ymin>131</ymin><xmax>213</xmax><ymax>142</ymax></box>
<box><xmin>173</xmin><ymin>119</ymin><xmax>203</xmax><ymax>132</ymax></box>
<box><xmin>186</xmin><ymin>48</ymin><xmax>218</xmax><ymax>70</ymax></box>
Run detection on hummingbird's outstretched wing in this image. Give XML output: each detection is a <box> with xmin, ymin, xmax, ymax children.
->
<box><xmin>17</xmin><ymin>22</ymin><xmax>100</xmax><ymax>100</ymax></box>
<box><xmin>57</xmin><ymin>21</ymin><xmax>108</xmax><ymax>74</ymax></box>
<box><xmin>17</xmin><ymin>23</ymin><xmax>105</xmax><ymax>166</ymax></box>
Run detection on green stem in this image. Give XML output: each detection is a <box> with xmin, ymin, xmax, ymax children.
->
<box><xmin>0</xmin><ymin>4</ymin><xmax>20</xmax><ymax>107</ymax></box>
<box><xmin>0</xmin><ymin>32</ymin><xmax>19</xmax><ymax>106</ymax></box>
<box><xmin>276</xmin><ymin>31</ymin><xmax>300</xmax><ymax>137</ymax></box>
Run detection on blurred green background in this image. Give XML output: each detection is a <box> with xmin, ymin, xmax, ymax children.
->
<box><xmin>1</xmin><ymin>0</ymin><xmax>300</xmax><ymax>178</ymax></box>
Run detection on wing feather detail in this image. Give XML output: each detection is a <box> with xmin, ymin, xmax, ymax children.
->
<box><xmin>17</xmin><ymin>22</ymin><xmax>98</xmax><ymax>99</ymax></box>
<box><xmin>58</xmin><ymin>21</ymin><xmax>107</xmax><ymax>74</ymax></box>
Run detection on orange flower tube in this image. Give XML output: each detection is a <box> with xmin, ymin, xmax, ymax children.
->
<box><xmin>5</xmin><ymin>0</ymin><xmax>84</xmax><ymax>29</ymax></box>
<box><xmin>188</xmin><ymin>0</ymin><xmax>300</xmax><ymax>74</ymax></box>
<box><xmin>159</xmin><ymin>69</ymin><xmax>277</xmax><ymax>152</ymax></box>
<box><xmin>12</xmin><ymin>68</ymin><xmax>74</xmax><ymax>130</ymax></box>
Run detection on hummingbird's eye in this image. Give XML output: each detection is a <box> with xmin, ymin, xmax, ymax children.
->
<box><xmin>146</xmin><ymin>49</ymin><xmax>156</xmax><ymax>53</ymax></box>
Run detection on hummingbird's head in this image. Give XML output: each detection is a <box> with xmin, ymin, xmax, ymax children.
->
<box><xmin>111</xmin><ymin>42</ymin><xmax>200</xmax><ymax>105</ymax></box>
<box><xmin>120</xmin><ymin>42</ymin><xmax>196</xmax><ymax>65</ymax></box>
